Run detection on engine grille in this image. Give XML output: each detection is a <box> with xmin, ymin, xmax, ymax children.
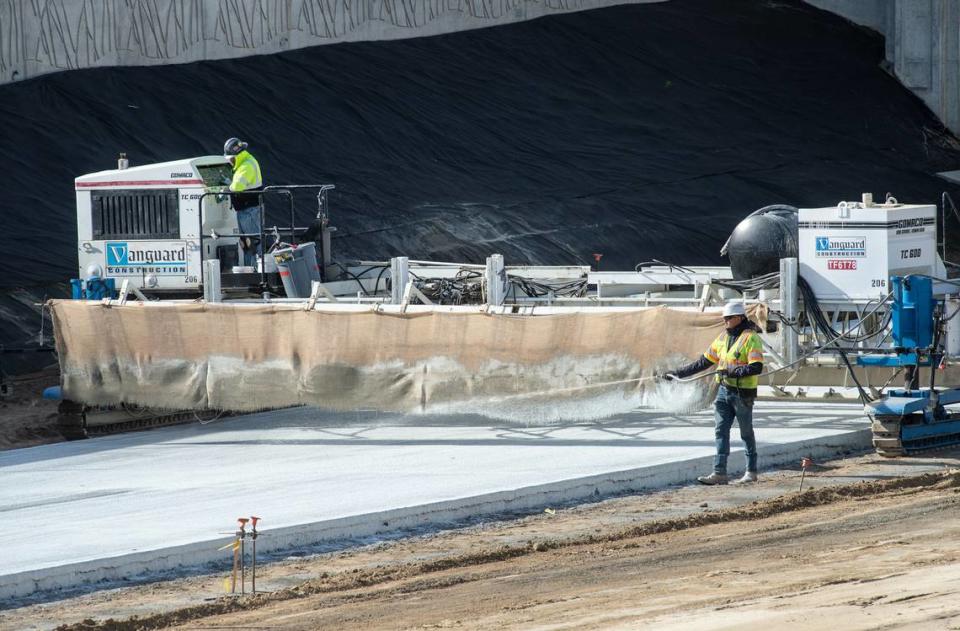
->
<box><xmin>91</xmin><ymin>190</ymin><xmax>180</xmax><ymax>240</ymax></box>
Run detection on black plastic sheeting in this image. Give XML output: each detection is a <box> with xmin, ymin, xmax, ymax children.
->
<box><xmin>0</xmin><ymin>285</ymin><xmax>62</xmax><ymax>375</ymax></box>
<box><xmin>2</xmin><ymin>0</ymin><xmax>959</xmax><ymax>287</ymax></box>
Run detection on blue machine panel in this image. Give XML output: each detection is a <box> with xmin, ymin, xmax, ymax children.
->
<box><xmin>891</xmin><ymin>275</ymin><xmax>934</xmax><ymax>349</ymax></box>
<box><xmin>858</xmin><ymin>275</ymin><xmax>936</xmax><ymax>368</ymax></box>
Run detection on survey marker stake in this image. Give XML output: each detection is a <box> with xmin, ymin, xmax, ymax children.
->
<box><xmin>237</xmin><ymin>518</ymin><xmax>249</xmax><ymax>595</ymax></box>
<box><xmin>799</xmin><ymin>456</ymin><xmax>814</xmax><ymax>492</ymax></box>
<box><xmin>250</xmin><ymin>516</ymin><xmax>261</xmax><ymax>594</ymax></box>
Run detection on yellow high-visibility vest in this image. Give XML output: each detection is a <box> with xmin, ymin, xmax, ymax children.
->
<box><xmin>704</xmin><ymin>329</ymin><xmax>764</xmax><ymax>389</ymax></box>
<box><xmin>229</xmin><ymin>150</ymin><xmax>262</xmax><ymax>192</ymax></box>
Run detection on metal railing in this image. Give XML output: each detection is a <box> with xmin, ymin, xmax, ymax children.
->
<box><xmin>196</xmin><ymin>184</ymin><xmax>334</xmax><ymax>289</ymax></box>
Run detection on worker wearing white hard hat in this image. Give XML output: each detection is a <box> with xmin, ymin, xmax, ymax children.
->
<box><xmin>722</xmin><ymin>301</ymin><xmax>746</xmax><ymax>318</ymax></box>
<box><xmin>657</xmin><ymin>300</ymin><xmax>764</xmax><ymax>485</ymax></box>
<box><xmin>223</xmin><ymin>137</ymin><xmax>263</xmax><ymax>268</ymax></box>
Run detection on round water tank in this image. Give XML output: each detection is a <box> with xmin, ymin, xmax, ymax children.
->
<box><xmin>725</xmin><ymin>205</ymin><xmax>798</xmax><ymax>280</ymax></box>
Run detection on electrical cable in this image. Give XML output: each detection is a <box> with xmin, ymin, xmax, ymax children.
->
<box><xmin>834</xmin><ymin>347</ymin><xmax>871</xmax><ymax>404</ymax></box>
<box><xmin>632</xmin><ymin>260</ymin><xmax>783</xmax><ymax>295</ymax></box>
<box><xmin>327</xmin><ymin>262</ymin><xmax>390</xmax><ymax>296</ymax></box>
<box><xmin>944</xmin><ymin>300</ymin><xmax>960</xmax><ymax>322</ymax></box>
<box><xmin>928</xmin><ymin>308</ymin><xmax>943</xmax><ymax>394</ymax></box>
<box><xmin>876</xmin><ymin>367</ymin><xmax>904</xmax><ymax>395</ymax></box>
<box><xmin>373</xmin><ymin>266</ymin><xmax>390</xmax><ymax>295</ymax></box>
<box><xmin>794</xmin><ymin>275</ymin><xmax>892</xmax><ymax>402</ymax></box>
<box><xmin>410</xmin><ymin>268</ymin><xmax>485</xmax><ymax>305</ymax></box>
<box><xmin>633</xmin><ymin>259</ymin><xmax>697</xmax><ymax>274</ymax></box>
<box><xmin>341</xmin><ymin>268</ymin><xmax>373</xmax><ymax>296</ymax></box>
<box><xmin>713</xmin><ymin>271</ymin><xmax>781</xmax><ymax>294</ymax></box>
<box><xmin>797</xmin><ymin>276</ymin><xmax>889</xmax><ymax>343</ymax></box>
<box><xmin>506</xmin><ymin>274</ymin><xmax>588</xmax><ymax>299</ymax></box>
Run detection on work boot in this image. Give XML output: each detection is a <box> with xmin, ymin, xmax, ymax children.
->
<box><xmin>697</xmin><ymin>472</ymin><xmax>728</xmax><ymax>485</ymax></box>
<box><xmin>733</xmin><ymin>471</ymin><xmax>758</xmax><ymax>484</ymax></box>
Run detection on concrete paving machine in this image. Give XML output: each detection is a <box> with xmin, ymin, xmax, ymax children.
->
<box><xmin>74</xmin><ymin>154</ymin><xmax>336</xmax><ymax>300</ymax></box>
<box><xmin>55</xmin><ymin>156</ymin><xmax>960</xmax><ymax>454</ymax></box>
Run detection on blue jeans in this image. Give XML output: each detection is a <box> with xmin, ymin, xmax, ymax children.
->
<box><xmin>713</xmin><ymin>384</ymin><xmax>758</xmax><ymax>475</ymax></box>
<box><xmin>236</xmin><ymin>206</ymin><xmax>262</xmax><ymax>267</ymax></box>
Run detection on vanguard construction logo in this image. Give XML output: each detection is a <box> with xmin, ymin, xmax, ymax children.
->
<box><xmin>815</xmin><ymin>236</ymin><xmax>866</xmax><ymax>258</ymax></box>
<box><xmin>106</xmin><ymin>241</ymin><xmax>187</xmax><ymax>275</ymax></box>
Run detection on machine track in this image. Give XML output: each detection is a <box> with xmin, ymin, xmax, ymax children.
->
<box><xmin>57</xmin><ymin>400</ymin><xmax>229</xmax><ymax>439</ymax></box>
<box><xmin>871</xmin><ymin>413</ymin><xmax>960</xmax><ymax>456</ymax></box>
<box><xmin>871</xmin><ymin>415</ymin><xmax>905</xmax><ymax>457</ymax></box>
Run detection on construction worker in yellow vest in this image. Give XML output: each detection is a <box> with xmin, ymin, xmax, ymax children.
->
<box><xmin>223</xmin><ymin>137</ymin><xmax>263</xmax><ymax>267</ymax></box>
<box><xmin>660</xmin><ymin>301</ymin><xmax>764</xmax><ymax>485</ymax></box>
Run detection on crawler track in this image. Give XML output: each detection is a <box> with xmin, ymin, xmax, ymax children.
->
<box><xmin>872</xmin><ymin>413</ymin><xmax>960</xmax><ymax>456</ymax></box>
<box><xmin>871</xmin><ymin>416</ymin><xmax>906</xmax><ymax>457</ymax></box>
<box><xmin>57</xmin><ymin>400</ymin><xmax>228</xmax><ymax>439</ymax></box>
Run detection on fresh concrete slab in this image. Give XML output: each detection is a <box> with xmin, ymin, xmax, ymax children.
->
<box><xmin>1</xmin><ymin>400</ymin><xmax>870</xmax><ymax>601</ymax></box>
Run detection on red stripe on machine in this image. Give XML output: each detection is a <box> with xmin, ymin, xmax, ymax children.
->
<box><xmin>75</xmin><ymin>179</ymin><xmax>204</xmax><ymax>188</ymax></box>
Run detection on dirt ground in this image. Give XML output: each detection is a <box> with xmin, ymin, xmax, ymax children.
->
<box><xmin>0</xmin><ymin>365</ymin><xmax>63</xmax><ymax>450</ymax></box>
<box><xmin>3</xmin><ymin>446</ymin><xmax>960</xmax><ymax>631</ymax></box>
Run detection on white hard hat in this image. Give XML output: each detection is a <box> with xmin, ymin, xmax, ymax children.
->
<box><xmin>722</xmin><ymin>301</ymin><xmax>746</xmax><ymax>317</ymax></box>
<box><xmin>85</xmin><ymin>263</ymin><xmax>104</xmax><ymax>279</ymax></box>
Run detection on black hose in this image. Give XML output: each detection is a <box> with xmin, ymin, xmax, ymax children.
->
<box><xmin>796</xmin><ymin>275</ymin><xmax>875</xmax><ymax>403</ymax></box>
<box><xmin>797</xmin><ymin>276</ymin><xmax>889</xmax><ymax>343</ymax></box>
<box><xmin>713</xmin><ymin>271</ymin><xmax>780</xmax><ymax>295</ymax></box>
<box><xmin>929</xmin><ymin>308</ymin><xmax>943</xmax><ymax>394</ymax></box>
<box><xmin>834</xmin><ymin>346</ymin><xmax>873</xmax><ymax>404</ymax></box>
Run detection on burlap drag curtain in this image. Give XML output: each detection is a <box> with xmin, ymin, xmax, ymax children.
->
<box><xmin>49</xmin><ymin>300</ymin><xmax>742</xmax><ymax>413</ymax></box>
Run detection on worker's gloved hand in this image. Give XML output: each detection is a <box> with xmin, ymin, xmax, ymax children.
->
<box><xmin>653</xmin><ymin>371</ymin><xmax>676</xmax><ymax>382</ymax></box>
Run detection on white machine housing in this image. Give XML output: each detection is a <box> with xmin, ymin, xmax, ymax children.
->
<box><xmin>76</xmin><ymin>156</ymin><xmax>240</xmax><ymax>292</ymax></box>
<box><xmin>798</xmin><ymin>198</ymin><xmax>941</xmax><ymax>300</ymax></box>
